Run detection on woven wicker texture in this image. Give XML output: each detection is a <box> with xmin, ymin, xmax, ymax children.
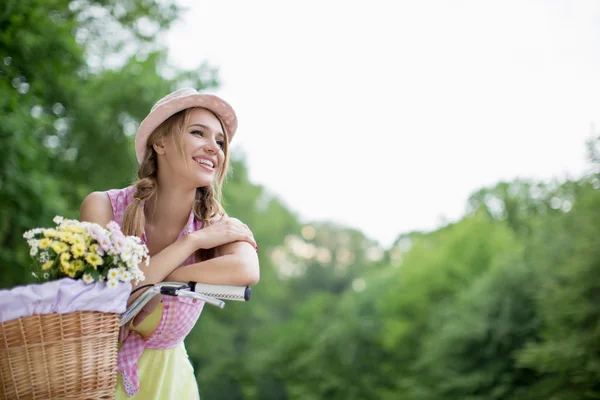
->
<box><xmin>0</xmin><ymin>311</ymin><xmax>119</xmax><ymax>399</ymax></box>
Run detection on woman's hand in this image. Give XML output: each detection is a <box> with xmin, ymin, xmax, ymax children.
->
<box><xmin>190</xmin><ymin>216</ymin><xmax>257</xmax><ymax>250</ymax></box>
<box><xmin>119</xmin><ymin>295</ymin><xmax>162</xmax><ymax>342</ymax></box>
<box><xmin>132</xmin><ymin>295</ymin><xmax>161</xmax><ymax>327</ymax></box>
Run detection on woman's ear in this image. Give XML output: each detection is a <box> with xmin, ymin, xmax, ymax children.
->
<box><xmin>153</xmin><ymin>139</ymin><xmax>166</xmax><ymax>156</ymax></box>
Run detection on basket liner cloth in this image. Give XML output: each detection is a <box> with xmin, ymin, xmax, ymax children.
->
<box><xmin>0</xmin><ymin>278</ymin><xmax>131</xmax><ymax>323</ymax></box>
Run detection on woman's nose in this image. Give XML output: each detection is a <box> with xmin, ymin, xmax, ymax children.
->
<box><xmin>204</xmin><ymin>140</ymin><xmax>219</xmax><ymax>154</ymax></box>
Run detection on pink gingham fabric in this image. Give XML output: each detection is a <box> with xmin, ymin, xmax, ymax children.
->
<box><xmin>106</xmin><ymin>185</ymin><xmax>204</xmax><ymax>397</ymax></box>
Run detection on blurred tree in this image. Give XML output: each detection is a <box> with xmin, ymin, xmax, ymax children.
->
<box><xmin>0</xmin><ymin>0</ymin><xmax>217</xmax><ymax>287</ymax></box>
<box><xmin>516</xmin><ymin>136</ymin><xmax>600</xmax><ymax>400</ymax></box>
<box><xmin>406</xmin><ymin>255</ymin><xmax>540</xmax><ymax>400</ymax></box>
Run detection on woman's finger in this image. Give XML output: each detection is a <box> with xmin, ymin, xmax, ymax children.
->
<box><xmin>223</xmin><ymin>223</ymin><xmax>255</xmax><ymax>246</ymax></box>
<box><xmin>237</xmin><ymin>230</ymin><xmax>257</xmax><ymax>248</ymax></box>
<box><xmin>119</xmin><ymin>325</ymin><xmax>130</xmax><ymax>343</ymax></box>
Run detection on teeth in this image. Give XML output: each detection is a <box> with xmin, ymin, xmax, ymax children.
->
<box><xmin>194</xmin><ymin>158</ymin><xmax>214</xmax><ymax>168</ymax></box>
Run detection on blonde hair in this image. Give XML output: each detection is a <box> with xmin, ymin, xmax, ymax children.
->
<box><xmin>122</xmin><ymin>107</ymin><xmax>230</xmax><ymax>261</ymax></box>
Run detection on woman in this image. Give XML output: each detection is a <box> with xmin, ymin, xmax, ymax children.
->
<box><xmin>80</xmin><ymin>88</ymin><xmax>260</xmax><ymax>398</ymax></box>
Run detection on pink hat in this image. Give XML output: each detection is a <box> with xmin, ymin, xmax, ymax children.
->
<box><xmin>135</xmin><ymin>88</ymin><xmax>238</xmax><ymax>164</ymax></box>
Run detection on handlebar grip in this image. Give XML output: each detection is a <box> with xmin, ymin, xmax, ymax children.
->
<box><xmin>189</xmin><ymin>283</ymin><xmax>251</xmax><ymax>301</ymax></box>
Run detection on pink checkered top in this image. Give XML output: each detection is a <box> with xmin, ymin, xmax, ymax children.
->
<box><xmin>106</xmin><ymin>185</ymin><xmax>205</xmax><ymax>397</ymax></box>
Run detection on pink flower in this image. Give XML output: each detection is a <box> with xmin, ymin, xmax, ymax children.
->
<box><xmin>99</xmin><ymin>235</ymin><xmax>112</xmax><ymax>252</ymax></box>
<box><xmin>107</xmin><ymin>221</ymin><xmax>122</xmax><ymax>234</ymax></box>
<box><xmin>87</xmin><ymin>225</ymin><xmax>103</xmax><ymax>241</ymax></box>
<box><xmin>112</xmin><ymin>236</ymin><xmax>128</xmax><ymax>254</ymax></box>
<box><xmin>87</xmin><ymin>225</ymin><xmax>111</xmax><ymax>248</ymax></box>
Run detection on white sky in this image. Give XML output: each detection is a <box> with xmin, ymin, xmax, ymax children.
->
<box><xmin>163</xmin><ymin>0</ymin><xmax>600</xmax><ymax>247</ymax></box>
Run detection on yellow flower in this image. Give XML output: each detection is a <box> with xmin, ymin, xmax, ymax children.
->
<box><xmin>59</xmin><ymin>253</ymin><xmax>73</xmax><ymax>276</ymax></box>
<box><xmin>60</xmin><ymin>252</ymin><xmax>71</xmax><ymax>267</ymax></box>
<box><xmin>85</xmin><ymin>253</ymin><xmax>104</xmax><ymax>268</ymax></box>
<box><xmin>89</xmin><ymin>244</ymin><xmax>99</xmax><ymax>254</ymax></box>
<box><xmin>62</xmin><ymin>225</ymin><xmax>84</xmax><ymax>234</ymax></box>
<box><xmin>42</xmin><ymin>261</ymin><xmax>54</xmax><ymax>270</ymax></box>
<box><xmin>43</xmin><ymin>229</ymin><xmax>60</xmax><ymax>239</ymax></box>
<box><xmin>72</xmin><ymin>259</ymin><xmax>84</xmax><ymax>272</ymax></box>
<box><xmin>73</xmin><ymin>235</ymin><xmax>86</xmax><ymax>247</ymax></box>
<box><xmin>39</xmin><ymin>238</ymin><xmax>52</xmax><ymax>249</ymax></box>
<box><xmin>51</xmin><ymin>241</ymin><xmax>69</xmax><ymax>254</ymax></box>
<box><xmin>64</xmin><ymin>266</ymin><xmax>76</xmax><ymax>278</ymax></box>
<box><xmin>71</xmin><ymin>243</ymin><xmax>85</xmax><ymax>258</ymax></box>
<box><xmin>59</xmin><ymin>255</ymin><xmax>78</xmax><ymax>278</ymax></box>
<box><xmin>59</xmin><ymin>232</ymin><xmax>75</xmax><ymax>244</ymax></box>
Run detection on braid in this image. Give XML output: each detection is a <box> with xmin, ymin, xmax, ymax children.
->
<box><xmin>121</xmin><ymin>151</ymin><xmax>158</xmax><ymax>237</ymax></box>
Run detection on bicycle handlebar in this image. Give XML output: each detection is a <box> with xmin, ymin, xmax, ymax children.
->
<box><xmin>119</xmin><ymin>282</ymin><xmax>251</xmax><ymax>327</ymax></box>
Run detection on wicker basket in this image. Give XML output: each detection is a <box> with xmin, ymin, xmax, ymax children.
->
<box><xmin>0</xmin><ymin>311</ymin><xmax>119</xmax><ymax>400</ymax></box>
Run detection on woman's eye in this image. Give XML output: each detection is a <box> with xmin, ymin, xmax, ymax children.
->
<box><xmin>216</xmin><ymin>140</ymin><xmax>224</xmax><ymax>149</ymax></box>
<box><xmin>191</xmin><ymin>130</ymin><xmax>204</xmax><ymax>136</ymax></box>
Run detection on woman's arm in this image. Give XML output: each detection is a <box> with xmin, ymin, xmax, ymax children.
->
<box><xmin>164</xmin><ymin>241</ymin><xmax>260</xmax><ymax>286</ymax></box>
<box><xmin>80</xmin><ymin>192</ymin><xmax>199</xmax><ymax>304</ymax></box>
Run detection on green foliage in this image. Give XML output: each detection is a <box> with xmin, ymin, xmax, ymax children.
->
<box><xmin>516</xmin><ymin>177</ymin><xmax>600</xmax><ymax>399</ymax></box>
<box><xmin>378</xmin><ymin>213</ymin><xmax>518</xmax><ymax>355</ymax></box>
<box><xmin>407</xmin><ymin>256</ymin><xmax>540</xmax><ymax>400</ymax></box>
<box><xmin>2</xmin><ymin>1</ymin><xmax>599</xmax><ymax>398</ymax></box>
<box><xmin>0</xmin><ymin>0</ymin><xmax>216</xmax><ymax>287</ymax></box>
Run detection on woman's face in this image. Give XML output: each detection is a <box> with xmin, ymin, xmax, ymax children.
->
<box><xmin>156</xmin><ymin>108</ymin><xmax>226</xmax><ymax>188</ymax></box>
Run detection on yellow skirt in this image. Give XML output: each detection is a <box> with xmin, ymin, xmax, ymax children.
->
<box><xmin>115</xmin><ymin>303</ymin><xmax>200</xmax><ymax>399</ymax></box>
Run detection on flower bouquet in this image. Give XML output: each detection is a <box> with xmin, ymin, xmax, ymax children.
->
<box><xmin>0</xmin><ymin>217</ymin><xmax>150</xmax><ymax>400</ymax></box>
<box><xmin>24</xmin><ymin>216</ymin><xmax>148</xmax><ymax>287</ymax></box>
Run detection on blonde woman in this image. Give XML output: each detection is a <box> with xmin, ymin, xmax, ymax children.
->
<box><xmin>80</xmin><ymin>88</ymin><xmax>260</xmax><ymax>399</ymax></box>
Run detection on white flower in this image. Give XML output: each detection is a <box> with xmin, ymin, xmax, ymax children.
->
<box><xmin>136</xmin><ymin>270</ymin><xmax>146</xmax><ymax>284</ymax></box>
<box><xmin>43</xmin><ymin>273</ymin><xmax>49</xmax><ymax>279</ymax></box>
<box><xmin>112</xmin><ymin>236</ymin><xmax>127</xmax><ymax>254</ymax></box>
<box><xmin>82</xmin><ymin>273</ymin><xmax>94</xmax><ymax>284</ymax></box>
<box><xmin>23</xmin><ymin>230</ymin><xmax>34</xmax><ymax>240</ymax></box>
<box><xmin>107</xmin><ymin>279</ymin><xmax>119</xmax><ymax>289</ymax></box>
<box><xmin>28</xmin><ymin>239</ymin><xmax>40</xmax><ymax>256</ymax></box>
<box><xmin>52</xmin><ymin>216</ymin><xmax>64</xmax><ymax>224</ymax></box>
<box><xmin>120</xmin><ymin>270</ymin><xmax>132</xmax><ymax>282</ymax></box>
<box><xmin>120</xmin><ymin>249</ymin><xmax>132</xmax><ymax>263</ymax></box>
<box><xmin>28</xmin><ymin>239</ymin><xmax>39</xmax><ymax>251</ymax></box>
<box><xmin>39</xmin><ymin>251</ymin><xmax>50</xmax><ymax>263</ymax></box>
<box><xmin>124</xmin><ymin>258</ymin><xmax>134</xmax><ymax>269</ymax></box>
<box><xmin>107</xmin><ymin>268</ymin><xmax>119</xmax><ymax>280</ymax></box>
